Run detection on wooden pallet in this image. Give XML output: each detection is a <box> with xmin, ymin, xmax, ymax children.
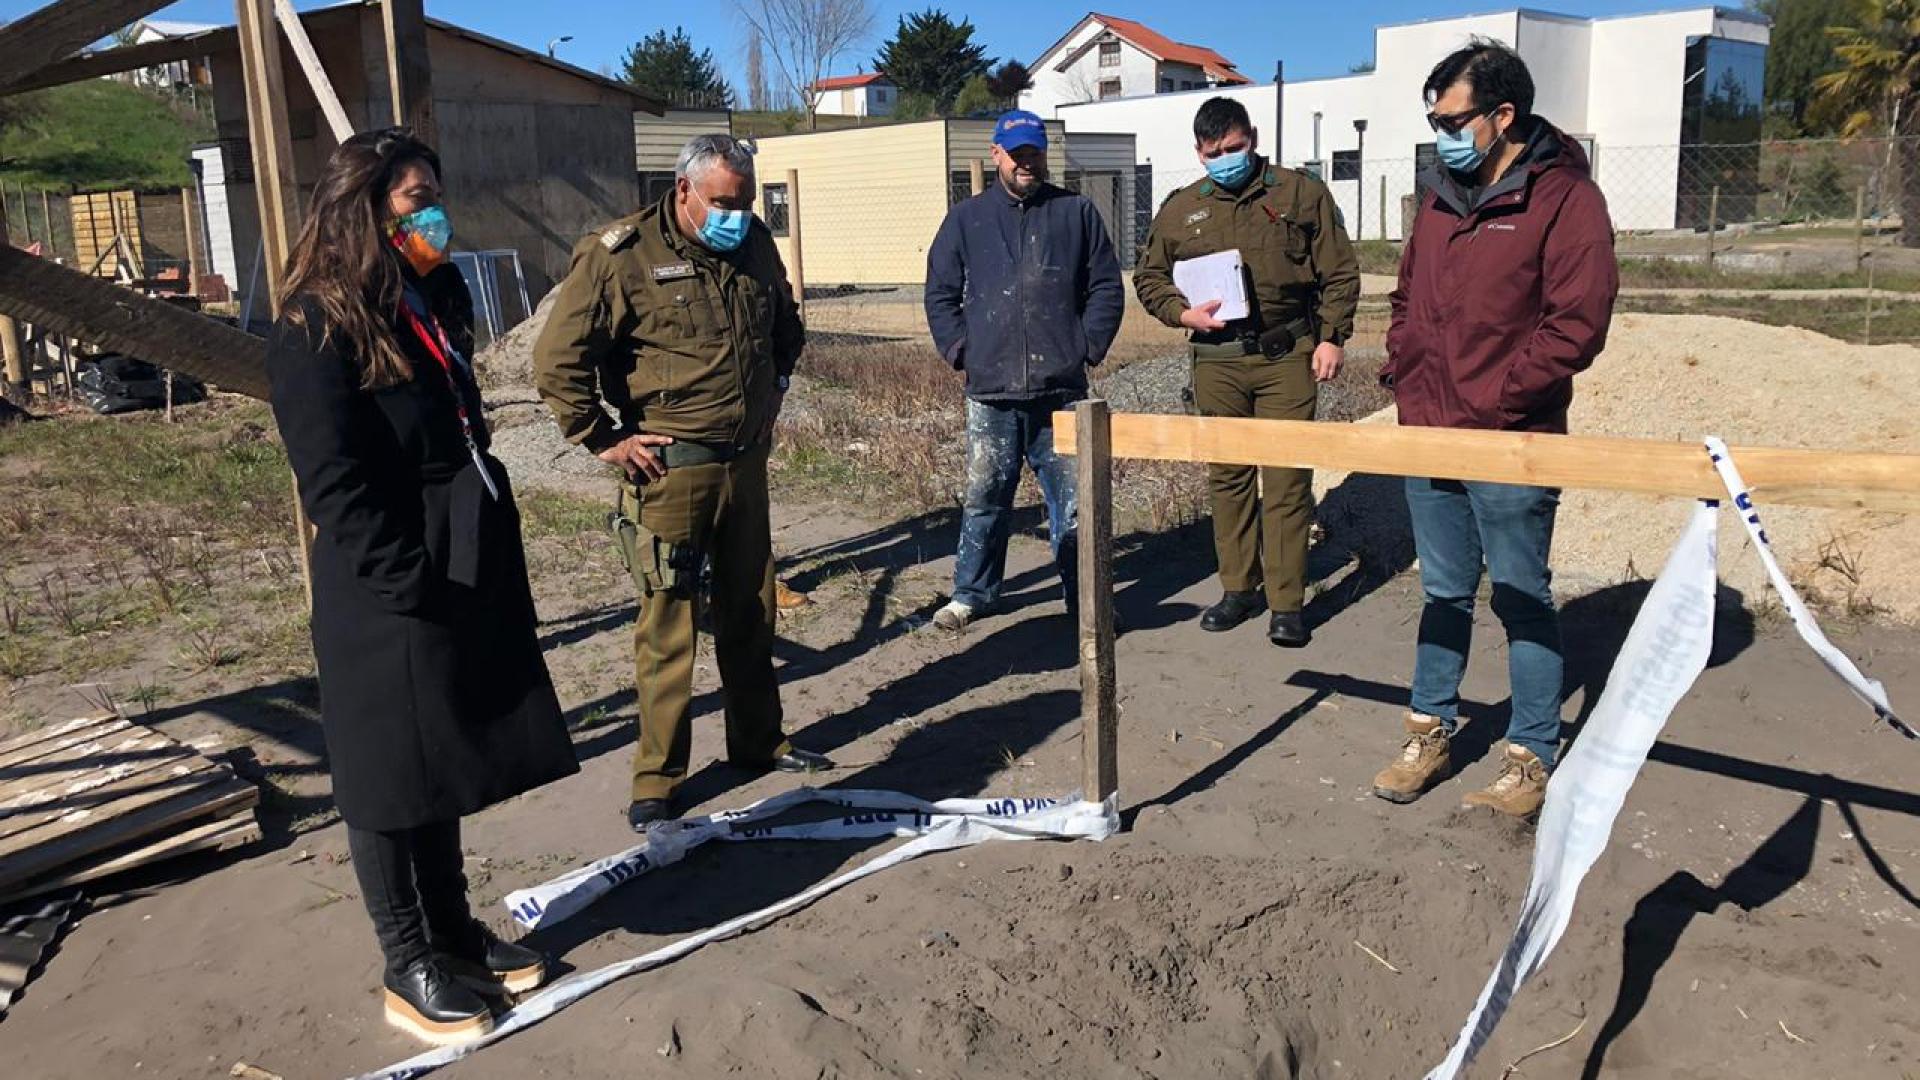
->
<box><xmin>0</xmin><ymin>716</ymin><xmax>262</xmax><ymax>902</ymax></box>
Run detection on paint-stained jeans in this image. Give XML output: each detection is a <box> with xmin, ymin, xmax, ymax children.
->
<box><xmin>951</xmin><ymin>396</ymin><xmax>1080</xmax><ymax>612</ymax></box>
<box><xmin>1404</xmin><ymin>478</ymin><xmax>1564</xmax><ymax>766</ymax></box>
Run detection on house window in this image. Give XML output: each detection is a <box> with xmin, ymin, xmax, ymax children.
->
<box><xmin>1160</xmin><ymin>78</ymin><xmax>1172</xmax><ymax>93</ymax></box>
<box><xmin>1331</xmin><ymin>150</ymin><xmax>1361</xmax><ymax>182</ymax></box>
<box><xmin>873</xmin><ymin>86</ymin><xmax>888</xmax><ymax>102</ymax></box>
<box><xmin>763</xmin><ymin>182</ymin><xmax>790</xmax><ymax>237</ymax></box>
<box><xmin>1099</xmin><ymin>40</ymin><xmax>1121</xmax><ymax>67</ymax></box>
<box><xmin>1181</xmin><ymin>80</ymin><xmax>1196</xmax><ymax>91</ymax></box>
<box><xmin>1098</xmin><ymin>78</ymin><xmax>1122</xmax><ymax>100</ymax></box>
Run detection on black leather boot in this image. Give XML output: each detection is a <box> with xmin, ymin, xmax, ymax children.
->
<box><xmin>439</xmin><ymin>920</ymin><xmax>548</xmax><ymax>996</ymax></box>
<box><xmin>383</xmin><ymin>955</ymin><xmax>492</xmax><ymax>1046</ymax></box>
<box><xmin>1268</xmin><ymin>610</ymin><xmax>1310</xmax><ymax>648</ymax></box>
<box><xmin>1200</xmin><ymin>590</ymin><xmax>1266</xmax><ymax>632</ymax></box>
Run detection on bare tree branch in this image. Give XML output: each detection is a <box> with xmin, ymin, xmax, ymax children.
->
<box><xmin>732</xmin><ymin>0</ymin><xmax>875</xmax><ymax>128</ymax></box>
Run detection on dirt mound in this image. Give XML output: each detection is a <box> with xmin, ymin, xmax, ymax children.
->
<box><xmin>476</xmin><ymin>288</ymin><xmax>559</xmax><ymax>392</ymax></box>
<box><xmin>1315</xmin><ymin>312</ymin><xmax>1920</xmax><ymax>622</ymax></box>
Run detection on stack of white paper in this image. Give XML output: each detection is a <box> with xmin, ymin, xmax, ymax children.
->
<box><xmin>1172</xmin><ymin>248</ymin><xmax>1249</xmax><ymax>322</ymax></box>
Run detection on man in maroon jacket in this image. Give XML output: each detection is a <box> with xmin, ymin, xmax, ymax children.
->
<box><xmin>1372</xmin><ymin>40</ymin><xmax>1619</xmax><ymax>818</ymax></box>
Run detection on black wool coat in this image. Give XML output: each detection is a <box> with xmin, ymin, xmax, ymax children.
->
<box><xmin>266</xmin><ymin>266</ymin><xmax>577</xmax><ymax>831</ymax></box>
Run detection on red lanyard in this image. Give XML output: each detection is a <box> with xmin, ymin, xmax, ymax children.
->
<box><xmin>399</xmin><ymin>298</ymin><xmax>500</xmax><ymax>500</ymax></box>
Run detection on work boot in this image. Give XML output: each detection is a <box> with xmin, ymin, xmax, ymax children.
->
<box><xmin>627</xmin><ymin>798</ymin><xmax>672</xmax><ymax>831</ymax></box>
<box><xmin>1462</xmin><ymin>744</ymin><xmax>1549</xmax><ymax>818</ymax></box>
<box><xmin>440</xmin><ymin>921</ymin><xmax>548</xmax><ymax>996</ymax></box>
<box><xmin>383</xmin><ymin>955</ymin><xmax>492</xmax><ymax>1046</ymax></box>
<box><xmin>1267</xmin><ymin>610</ymin><xmax>1310</xmax><ymax>648</ymax></box>
<box><xmin>1371</xmin><ymin>713</ymin><xmax>1452</xmax><ymax>804</ymax></box>
<box><xmin>1200</xmin><ymin>590</ymin><xmax>1265</xmax><ymax>632</ymax></box>
<box><xmin>932</xmin><ymin>600</ymin><xmax>975</xmax><ymax>632</ymax></box>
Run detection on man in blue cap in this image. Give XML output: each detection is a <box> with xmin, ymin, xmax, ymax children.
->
<box><xmin>924</xmin><ymin>110</ymin><xmax>1125</xmax><ymax>631</ymax></box>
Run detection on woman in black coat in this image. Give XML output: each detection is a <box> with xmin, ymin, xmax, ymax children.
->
<box><xmin>265</xmin><ymin>128</ymin><xmax>577</xmax><ymax>1047</ymax></box>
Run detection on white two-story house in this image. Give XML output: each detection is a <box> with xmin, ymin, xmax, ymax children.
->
<box><xmin>1020</xmin><ymin>12</ymin><xmax>1250</xmax><ymax>117</ymax></box>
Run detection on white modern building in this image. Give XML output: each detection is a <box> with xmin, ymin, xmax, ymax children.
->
<box><xmin>1053</xmin><ymin>6</ymin><xmax>1769</xmax><ymax>241</ymax></box>
<box><xmin>810</xmin><ymin>73</ymin><xmax>898</xmax><ymax>118</ymax></box>
<box><xmin>1021</xmin><ymin>12</ymin><xmax>1251</xmax><ymax>116</ymax></box>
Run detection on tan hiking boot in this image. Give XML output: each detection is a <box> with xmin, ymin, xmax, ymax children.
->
<box><xmin>1372</xmin><ymin>714</ymin><xmax>1452</xmax><ymax>804</ymax></box>
<box><xmin>1462</xmin><ymin>744</ymin><xmax>1549</xmax><ymax>818</ymax></box>
<box><xmin>774</xmin><ymin>579</ymin><xmax>811</xmax><ymax>611</ymax></box>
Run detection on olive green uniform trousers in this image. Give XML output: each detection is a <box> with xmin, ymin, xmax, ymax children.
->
<box><xmin>1191</xmin><ymin>349</ymin><xmax>1317</xmax><ymax>613</ymax></box>
<box><xmin>615</xmin><ymin>447</ymin><xmax>788</xmax><ymax>801</ymax></box>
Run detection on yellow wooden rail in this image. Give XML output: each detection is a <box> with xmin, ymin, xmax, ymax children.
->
<box><xmin>1054</xmin><ymin>411</ymin><xmax>1920</xmax><ymax>514</ymax></box>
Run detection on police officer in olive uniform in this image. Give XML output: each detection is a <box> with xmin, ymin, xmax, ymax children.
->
<box><xmin>1136</xmin><ymin>97</ymin><xmax>1360</xmax><ymax>648</ymax></box>
<box><xmin>533</xmin><ymin>134</ymin><xmax>832</xmax><ymax>830</ymax></box>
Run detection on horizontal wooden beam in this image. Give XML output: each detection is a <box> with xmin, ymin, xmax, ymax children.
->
<box><xmin>5</xmin><ymin>27</ymin><xmax>237</xmax><ymax>95</ymax></box>
<box><xmin>1053</xmin><ymin>411</ymin><xmax>1920</xmax><ymax>514</ymax></box>
<box><xmin>0</xmin><ymin>244</ymin><xmax>269</xmax><ymax>399</ymax></box>
<box><xmin>0</xmin><ymin>0</ymin><xmax>176</xmax><ymax>92</ymax></box>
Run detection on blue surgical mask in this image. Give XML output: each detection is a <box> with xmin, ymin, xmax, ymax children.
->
<box><xmin>1436</xmin><ymin>119</ymin><xmax>1488</xmax><ymax>174</ymax></box>
<box><xmin>1204</xmin><ymin>148</ymin><xmax>1255</xmax><ymax>190</ymax></box>
<box><xmin>693</xmin><ymin>191</ymin><xmax>751</xmax><ymax>252</ymax></box>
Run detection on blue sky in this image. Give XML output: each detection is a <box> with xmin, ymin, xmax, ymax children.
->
<box><xmin>5</xmin><ymin>0</ymin><xmax>1720</xmax><ymax>98</ymax></box>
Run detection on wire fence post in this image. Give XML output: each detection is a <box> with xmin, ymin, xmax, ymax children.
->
<box><xmin>1706</xmin><ymin>184</ymin><xmax>1719</xmax><ymax>270</ymax></box>
<box><xmin>786</xmin><ymin>167</ymin><xmax>805</xmax><ymax>325</ymax></box>
<box><xmin>1854</xmin><ymin>185</ymin><xmax>1866</xmax><ymax>273</ymax></box>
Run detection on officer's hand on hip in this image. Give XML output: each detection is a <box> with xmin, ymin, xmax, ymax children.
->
<box><xmin>1311</xmin><ymin>342</ymin><xmax>1344</xmax><ymax>383</ymax></box>
<box><xmin>1178</xmin><ymin>300</ymin><xmax>1227</xmax><ymax>332</ymax></box>
<box><xmin>599</xmin><ymin>432</ymin><xmax>674</xmax><ymax>483</ymax></box>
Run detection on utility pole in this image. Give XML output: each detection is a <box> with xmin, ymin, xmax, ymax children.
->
<box><xmin>1272</xmin><ymin>61</ymin><xmax>1284</xmax><ymax>163</ymax></box>
<box><xmin>1353</xmin><ymin>118</ymin><xmax>1367</xmax><ymax>242</ymax></box>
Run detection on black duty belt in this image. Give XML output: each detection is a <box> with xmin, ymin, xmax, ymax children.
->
<box><xmin>659</xmin><ymin>440</ymin><xmax>747</xmax><ymax>468</ymax></box>
<box><xmin>1191</xmin><ymin>316</ymin><xmax>1315</xmax><ymax>361</ymax></box>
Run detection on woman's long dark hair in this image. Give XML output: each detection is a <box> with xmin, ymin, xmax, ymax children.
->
<box><xmin>282</xmin><ymin>128</ymin><xmax>442</xmax><ymax>389</ymax></box>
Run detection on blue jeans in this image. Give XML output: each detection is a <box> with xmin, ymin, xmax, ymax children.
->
<box><xmin>1404</xmin><ymin>478</ymin><xmax>1563</xmax><ymax>766</ymax></box>
<box><xmin>952</xmin><ymin>397</ymin><xmax>1079</xmax><ymax>611</ymax></box>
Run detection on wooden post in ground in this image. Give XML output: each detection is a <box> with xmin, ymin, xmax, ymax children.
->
<box><xmin>1855</xmin><ymin>185</ymin><xmax>1867</xmax><ymax>273</ymax></box>
<box><xmin>969</xmin><ymin>159</ymin><xmax>985</xmax><ymax>197</ymax></box>
<box><xmin>0</xmin><ymin>208</ymin><xmax>25</xmax><ymax>394</ymax></box>
<box><xmin>237</xmin><ymin>0</ymin><xmax>314</xmax><ymax>602</ymax></box>
<box><xmin>1706</xmin><ymin>185</ymin><xmax>1719</xmax><ymax>270</ymax></box>
<box><xmin>382</xmin><ymin>0</ymin><xmax>436</xmax><ymax>144</ymax></box>
<box><xmin>1378</xmin><ymin>174</ymin><xmax>1387</xmax><ymax>241</ymax></box>
<box><xmin>1074</xmin><ymin>398</ymin><xmax>1118</xmax><ymax>804</ymax></box>
<box><xmin>785</xmin><ymin>168</ymin><xmax>806</xmax><ymax>324</ymax></box>
<box><xmin>40</xmin><ymin>190</ymin><xmax>54</xmax><ymax>259</ymax></box>
<box><xmin>181</xmin><ymin>187</ymin><xmax>204</xmax><ymax>295</ymax></box>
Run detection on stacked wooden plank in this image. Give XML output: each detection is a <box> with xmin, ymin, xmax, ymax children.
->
<box><xmin>0</xmin><ymin>715</ymin><xmax>261</xmax><ymax>903</ymax></box>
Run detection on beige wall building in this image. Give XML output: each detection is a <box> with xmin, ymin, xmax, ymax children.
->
<box><xmin>751</xmin><ymin>118</ymin><xmax>1137</xmax><ymax>288</ymax></box>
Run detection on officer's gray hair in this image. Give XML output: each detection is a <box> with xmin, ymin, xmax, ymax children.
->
<box><xmin>675</xmin><ymin>134</ymin><xmax>755</xmax><ymax>184</ymax></box>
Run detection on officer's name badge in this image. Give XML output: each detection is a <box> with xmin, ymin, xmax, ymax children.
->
<box><xmin>1184</xmin><ymin>209</ymin><xmax>1211</xmax><ymax>226</ymax></box>
<box><xmin>651</xmin><ymin>262</ymin><xmax>696</xmax><ymax>281</ymax></box>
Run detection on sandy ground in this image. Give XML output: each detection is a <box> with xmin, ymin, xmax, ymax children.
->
<box><xmin>2</xmin><ymin>481</ymin><xmax>1916</xmax><ymax>1079</ymax></box>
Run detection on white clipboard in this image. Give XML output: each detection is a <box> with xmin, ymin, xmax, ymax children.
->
<box><xmin>1172</xmin><ymin>248</ymin><xmax>1249</xmax><ymax>322</ymax></box>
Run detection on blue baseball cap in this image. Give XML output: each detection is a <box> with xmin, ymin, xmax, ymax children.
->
<box><xmin>993</xmin><ymin>110</ymin><xmax>1048</xmax><ymax>152</ymax></box>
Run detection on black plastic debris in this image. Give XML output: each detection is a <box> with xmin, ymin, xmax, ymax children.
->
<box><xmin>73</xmin><ymin>354</ymin><xmax>208</xmax><ymax>416</ymax></box>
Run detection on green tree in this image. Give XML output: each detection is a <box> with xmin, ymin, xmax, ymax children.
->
<box><xmin>873</xmin><ymin>9</ymin><xmax>991</xmax><ymax>113</ymax></box>
<box><xmin>892</xmin><ymin>90</ymin><xmax>939</xmax><ymax>122</ymax></box>
<box><xmin>1752</xmin><ymin>0</ymin><xmax>1870</xmax><ymax>134</ymax></box>
<box><xmin>620</xmin><ymin>27</ymin><xmax>735</xmax><ymax>108</ymax></box>
<box><xmin>1816</xmin><ymin>0</ymin><xmax>1920</xmax><ymax>245</ymax></box>
<box><xmin>985</xmin><ymin>60</ymin><xmax>1033</xmax><ymax>103</ymax></box>
<box><xmin>952</xmin><ymin>75</ymin><xmax>999</xmax><ymax>117</ymax></box>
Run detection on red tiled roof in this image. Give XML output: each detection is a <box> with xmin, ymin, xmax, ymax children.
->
<box><xmin>1089</xmin><ymin>13</ymin><xmax>1250</xmax><ymax>85</ymax></box>
<box><xmin>811</xmin><ymin>73</ymin><xmax>892</xmax><ymax>91</ymax></box>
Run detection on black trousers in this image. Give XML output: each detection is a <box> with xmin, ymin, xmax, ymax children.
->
<box><xmin>346</xmin><ymin>819</ymin><xmax>480</xmax><ymax>978</ymax></box>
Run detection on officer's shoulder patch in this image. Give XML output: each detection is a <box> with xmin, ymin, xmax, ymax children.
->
<box><xmin>599</xmin><ymin>223</ymin><xmax>638</xmax><ymax>251</ymax></box>
<box><xmin>650</xmin><ymin>261</ymin><xmax>696</xmax><ymax>282</ymax></box>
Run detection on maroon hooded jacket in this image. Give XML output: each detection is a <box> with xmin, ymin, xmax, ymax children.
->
<box><xmin>1384</xmin><ymin>119</ymin><xmax>1619</xmax><ymax>434</ymax></box>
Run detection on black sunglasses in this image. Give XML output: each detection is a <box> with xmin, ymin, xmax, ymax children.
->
<box><xmin>1425</xmin><ymin>106</ymin><xmax>1490</xmax><ymax>136</ymax></box>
